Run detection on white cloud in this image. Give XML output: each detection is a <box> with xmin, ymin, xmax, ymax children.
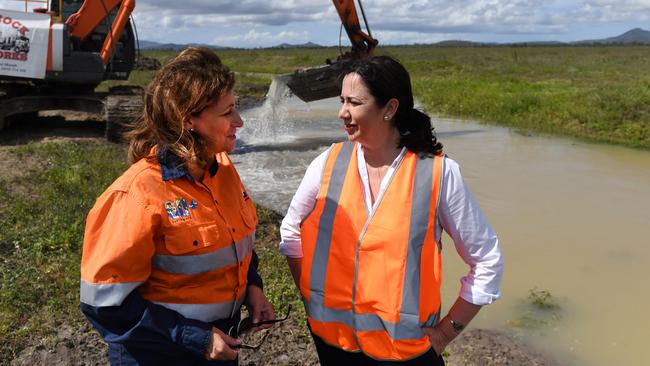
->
<box><xmin>572</xmin><ymin>1</ymin><xmax>650</xmax><ymax>22</ymax></box>
<box><xmin>213</xmin><ymin>29</ymin><xmax>309</xmax><ymax>45</ymax></box>
<box><xmin>0</xmin><ymin>0</ymin><xmax>648</xmax><ymax>45</ymax></box>
<box><xmin>374</xmin><ymin>30</ymin><xmax>453</xmax><ymax>44</ymax></box>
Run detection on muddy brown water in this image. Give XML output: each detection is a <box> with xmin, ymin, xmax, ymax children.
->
<box><xmin>235</xmin><ymin>93</ymin><xmax>650</xmax><ymax>366</ymax></box>
<box><xmin>435</xmin><ymin>119</ymin><xmax>650</xmax><ymax>366</ymax></box>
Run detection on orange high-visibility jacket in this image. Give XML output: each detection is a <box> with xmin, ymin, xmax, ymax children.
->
<box><xmin>300</xmin><ymin>142</ymin><xmax>444</xmax><ymax>360</ymax></box>
<box><xmin>80</xmin><ymin>150</ymin><xmax>257</xmax><ymax>322</ymax></box>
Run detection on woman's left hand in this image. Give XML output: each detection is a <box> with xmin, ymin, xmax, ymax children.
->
<box><xmin>422</xmin><ymin>326</ymin><xmax>450</xmax><ymax>356</ymax></box>
<box><xmin>245</xmin><ymin>285</ymin><xmax>275</xmax><ymax>330</ymax></box>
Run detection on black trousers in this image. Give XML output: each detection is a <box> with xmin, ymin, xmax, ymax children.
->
<box><xmin>311</xmin><ymin>331</ymin><xmax>445</xmax><ymax>366</ymax></box>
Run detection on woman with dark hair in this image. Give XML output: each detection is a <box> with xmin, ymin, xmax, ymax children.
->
<box><xmin>279</xmin><ymin>55</ymin><xmax>503</xmax><ymax>365</ymax></box>
<box><xmin>80</xmin><ymin>48</ymin><xmax>275</xmax><ymax>365</ymax></box>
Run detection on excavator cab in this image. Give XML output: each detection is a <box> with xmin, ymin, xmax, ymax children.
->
<box><xmin>284</xmin><ymin>0</ymin><xmax>378</xmax><ymax>102</ymax></box>
<box><xmin>0</xmin><ymin>0</ymin><xmax>140</xmax><ymax>140</ymax></box>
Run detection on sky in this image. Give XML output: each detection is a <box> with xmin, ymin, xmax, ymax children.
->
<box><xmin>1</xmin><ymin>0</ymin><xmax>650</xmax><ymax>47</ymax></box>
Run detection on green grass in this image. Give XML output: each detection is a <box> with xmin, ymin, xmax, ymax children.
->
<box><xmin>117</xmin><ymin>46</ymin><xmax>650</xmax><ymax>149</ymax></box>
<box><xmin>253</xmin><ymin>206</ymin><xmax>308</xmax><ymax>330</ymax></box>
<box><xmin>390</xmin><ymin>46</ymin><xmax>650</xmax><ymax>148</ymax></box>
<box><xmin>527</xmin><ymin>287</ymin><xmax>559</xmax><ymax>310</ymax></box>
<box><xmin>507</xmin><ymin>287</ymin><xmax>562</xmax><ymax>330</ymax></box>
<box><xmin>0</xmin><ymin>141</ymin><xmax>127</xmax><ymax>361</ymax></box>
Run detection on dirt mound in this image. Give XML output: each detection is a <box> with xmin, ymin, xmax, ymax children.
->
<box><xmin>134</xmin><ymin>56</ymin><xmax>161</xmax><ymax>71</ymax></box>
<box><xmin>11</xmin><ymin>323</ymin><xmax>107</xmax><ymax>366</ymax></box>
<box><xmin>447</xmin><ymin>329</ymin><xmax>559</xmax><ymax>366</ymax></box>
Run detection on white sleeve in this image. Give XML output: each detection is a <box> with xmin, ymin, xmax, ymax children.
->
<box><xmin>278</xmin><ymin>148</ymin><xmax>330</xmax><ymax>258</ymax></box>
<box><xmin>438</xmin><ymin>157</ymin><xmax>504</xmax><ymax>306</ymax></box>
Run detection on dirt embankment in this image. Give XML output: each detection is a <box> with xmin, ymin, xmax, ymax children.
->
<box><xmin>4</xmin><ymin>96</ymin><xmax>557</xmax><ymax>366</ymax></box>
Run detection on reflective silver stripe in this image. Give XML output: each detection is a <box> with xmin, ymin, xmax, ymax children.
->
<box><xmin>355</xmin><ymin>312</ymin><xmax>425</xmax><ymax>339</ymax></box>
<box><xmin>434</xmin><ymin>156</ymin><xmax>446</xmax><ymax>251</ymax></box>
<box><xmin>305</xmin><ymin>293</ymin><xmax>353</xmax><ymax>324</ymax></box>
<box><xmin>310</xmin><ymin>141</ymin><xmax>354</xmax><ymax>296</ymax></box>
<box><xmin>399</xmin><ymin>156</ymin><xmax>434</xmax><ymax>336</ymax></box>
<box><xmin>306</xmin><ymin>295</ymin><xmax>422</xmax><ymax>338</ymax></box>
<box><xmin>235</xmin><ymin>231</ymin><xmax>255</xmax><ymax>262</ymax></box>
<box><xmin>153</xmin><ymin>295</ymin><xmax>245</xmax><ymax>323</ymax></box>
<box><xmin>422</xmin><ymin>309</ymin><xmax>441</xmax><ymax>328</ymax></box>
<box><xmin>80</xmin><ymin>280</ymin><xmax>142</xmax><ymax>307</ymax></box>
<box><xmin>306</xmin><ymin>294</ymin><xmax>431</xmax><ymax>340</ymax></box>
<box><xmin>152</xmin><ymin>233</ymin><xmax>254</xmax><ymax>275</ymax></box>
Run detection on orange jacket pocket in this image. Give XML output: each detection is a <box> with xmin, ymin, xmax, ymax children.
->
<box><xmin>240</xmin><ymin>199</ymin><xmax>258</xmax><ymax>229</ymax></box>
<box><xmin>162</xmin><ymin>224</ymin><xmax>221</xmax><ymax>255</ymax></box>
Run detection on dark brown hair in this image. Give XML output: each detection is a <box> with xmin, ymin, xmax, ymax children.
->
<box><xmin>126</xmin><ymin>47</ymin><xmax>235</xmax><ymax>168</ymax></box>
<box><xmin>343</xmin><ymin>55</ymin><xmax>443</xmax><ymax>157</ymax></box>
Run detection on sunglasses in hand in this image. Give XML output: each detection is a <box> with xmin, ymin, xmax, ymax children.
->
<box><xmin>228</xmin><ymin>305</ymin><xmax>292</xmax><ymax>350</ymax></box>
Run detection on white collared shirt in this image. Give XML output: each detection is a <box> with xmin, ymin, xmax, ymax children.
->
<box><xmin>279</xmin><ymin>144</ymin><xmax>503</xmax><ymax>306</ymax></box>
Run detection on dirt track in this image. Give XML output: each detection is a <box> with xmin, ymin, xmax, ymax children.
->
<box><xmin>3</xmin><ymin>105</ymin><xmax>558</xmax><ymax>366</ymax></box>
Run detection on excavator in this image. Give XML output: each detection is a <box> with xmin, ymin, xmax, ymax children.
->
<box><xmin>285</xmin><ymin>0</ymin><xmax>378</xmax><ymax>102</ymax></box>
<box><xmin>0</xmin><ymin>0</ymin><xmax>376</xmax><ymax>140</ymax></box>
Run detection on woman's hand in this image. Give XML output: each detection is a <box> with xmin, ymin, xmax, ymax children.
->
<box><xmin>422</xmin><ymin>326</ymin><xmax>451</xmax><ymax>356</ymax></box>
<box><xmin>205</xmin><ymin>327</ymin><xmax>241</xmax><ymax>360</ymax></box>
<box><xmin>245</xmin><ymin>285</ymin><xmax>276</xmax><ymax>330</ymax></box>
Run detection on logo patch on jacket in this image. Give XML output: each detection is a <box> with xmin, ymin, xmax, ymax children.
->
<box><xmin>164</xmin><ymin>198</ymin><xmax>198</xmax><ymax>220</ymax></box>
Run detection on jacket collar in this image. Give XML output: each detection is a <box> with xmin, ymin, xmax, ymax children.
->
<box><xmin>156</xmin><ymin>147</ymin><xmax>218</xmax><ymax>182</ymax></box>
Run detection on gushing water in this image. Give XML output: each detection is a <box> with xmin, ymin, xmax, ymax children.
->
<box><xmin>240</xmin><ymin>75</ymin><xmax>292</xmax><ymax>143</ymax></box>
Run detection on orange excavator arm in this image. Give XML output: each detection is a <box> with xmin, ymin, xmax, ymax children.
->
<box><xmin>65</xmin><ymin>0</ymin><xmax>136</xmax><ymax>64</ymax></box>
<box><xmin>332</xmin><ymin>0</ymin><xmax>378</xmax><ymax>56</ymax></box>
<box><xmin>284</xmin><ymin>0</ymin><xmax>379</xmax><ymax>102</ymax></box>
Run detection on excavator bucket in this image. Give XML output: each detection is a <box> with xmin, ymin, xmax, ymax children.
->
<box><xmin>281</xmin><ymin>0</ymin><xmax>378</xmax><ymax>102</ymax></box>
<box><xmin>284</xmin><ymin>61</ymin><xmax>346</xmax><ymax>102</ymax></box>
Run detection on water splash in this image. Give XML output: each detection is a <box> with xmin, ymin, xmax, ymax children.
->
<box><xmin>240</xmin><ymin>75</ymin><xmax>293</xmax><ymax>143</ymax></box>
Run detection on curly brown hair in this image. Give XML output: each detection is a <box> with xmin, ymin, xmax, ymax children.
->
<box><xmin>126</xmin><ymin>47</ymin><xmax>235</xmax><ymax>168</ymax></box>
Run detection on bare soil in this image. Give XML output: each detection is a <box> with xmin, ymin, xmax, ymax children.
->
<box><xmin>11</xmin><ymin>321</ymin><xmax>556</xmax><ymax>366</ymax></box>
<box><xmin>446</xmin><ymin>329</ymin><xmax>559</xmax><ymax>366</ymax></box>
<box><xmin>3</xmin><ymin>98</ymin><xmax>557</xmax><ymax>366</ymax></box>
<box><xmin>0</xmin><ymin>111</ymin><xmax>105</xmax><ymax>147</ymax></box>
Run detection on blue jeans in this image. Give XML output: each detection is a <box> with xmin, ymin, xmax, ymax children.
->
<box><xmin>107</xmin><ymin>313</ymin><xmax>241</xmax><ymax>366</ymax></box>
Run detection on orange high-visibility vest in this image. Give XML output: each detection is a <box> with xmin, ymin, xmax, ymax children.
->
<box><xmin>80</xmin><ymin>150</ymin><xmax>257</xmax><ymax>322</ymax></box>
<box><xmin>300</xmin><ymin>142</ymin><xmax>444</xmax><ymax>360</ymax></box>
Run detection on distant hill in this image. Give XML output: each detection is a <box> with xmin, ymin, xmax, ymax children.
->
<box><xmin>139</xmin><ymin>40</ymin><xmax>229</xmax><ymax>50</ymax></box>
<box><xmin>433</xmin><ymin>40</ymin><xmax>482</xmax><ymax>47</ymax></box>
<box><xmin>510</xmin><ymin>41</ymin><xmax>566</xmax><ymax>46</ymax></box>
<box><xmin>138</xmin><ymin>40</ymin><xmax>322</xmax><ymax>50</ymax></box>
<box><xmin>430</xmin><ymin>29</ymin><xmax>650</xmax><ymax>46</ymax></box>
<box><xmin>272</xmin><ymin>42</ymin><xmax>323</xmax><ymax>48</ymax></box>
<box><xmin>425</xmin><ymin>29</ymin><xmax>650</xmax><ymax>47</ymax></box>
<box><xmin>573</xmin><ymin>28</ymin><xmax>650</xmax><ymax>44</ymax></box>
<box><xmin>138</xmin><ymin>29</ymin><xmax>650</xmax><ymax>50</ymax></box>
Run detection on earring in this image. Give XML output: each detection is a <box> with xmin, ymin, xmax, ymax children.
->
<box><xmin>383</xmin><ymin>115</ymin><xmax>390</xmax><ymax>121</ymax></box>
<box><xmin>190</xmin><ymin>128</ymin><xmax>195</xmax><ymax>132</ymax></box>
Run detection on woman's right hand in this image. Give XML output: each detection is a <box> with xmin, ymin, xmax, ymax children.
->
<box><xmin>205</xmin><ymin>327</ymin><xmax>241</xmax><ymax>360</ymax></box>
<box><xmin>422</xmin><ymin>326</ymin><xmax>450</xmax><ymax>356</ymax></box>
